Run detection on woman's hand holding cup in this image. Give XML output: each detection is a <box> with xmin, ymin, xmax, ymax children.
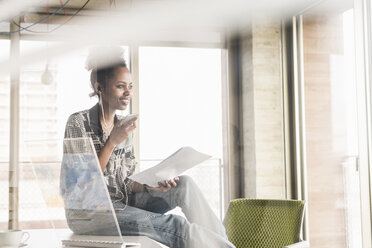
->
<box><xmin>108</xmin><ymin>117</ymin><xmax>138</xmax><ymax>147</ymax></box>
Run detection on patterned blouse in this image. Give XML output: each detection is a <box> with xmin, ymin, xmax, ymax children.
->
<box><xmin>63</xmin><ymin>103</ymin><xmax>136</xmax><ymax>202</ymax></box>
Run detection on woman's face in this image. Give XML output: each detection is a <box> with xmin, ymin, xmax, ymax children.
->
<box><xmin>101</xmin><ymin>66</ymin><xmax>133</xmax><ymax>111</ymax></box>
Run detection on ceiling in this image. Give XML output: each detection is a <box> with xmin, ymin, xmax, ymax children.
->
<box><xmin>0</xmin><ymin>0</ymin><xmax>352</xmax><ymax>37</ymax></box>
<box><xmin>0</xmin><ymin>0</ymin><xmax>355</xmax><ymax>71</ymax></box>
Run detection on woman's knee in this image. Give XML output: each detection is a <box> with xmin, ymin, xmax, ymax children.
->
<box><xmin>177</xmin><ymin>175</ymin><xmax>195</xmax><ymax>188</ymax></box>
<box><xmin>175</xmin><ymin>175</ymin><xmax>198</xmax><ymax>198</ymax></box>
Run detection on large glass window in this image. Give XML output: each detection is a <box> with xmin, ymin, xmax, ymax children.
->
<box><xmin>3</xmin><ymin>41</ymin><xmax>227</xmax><ymax>229</ymax></box>
<box><xmin>302</xmin><ymin>5</ymin><xmax>362</xmax><ymax>247</ymax></box>
<box><xmin>138</xmin><ymin>46</ymin><xmax>225</xmax><ymax>218</ymax></box>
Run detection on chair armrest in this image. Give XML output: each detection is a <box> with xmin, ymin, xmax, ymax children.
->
<box><xmin>284</xmin><ymin>240</ymin><xmax>310</xmax><ymax>248</ymax></box>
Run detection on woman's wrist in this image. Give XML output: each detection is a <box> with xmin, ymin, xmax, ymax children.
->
<box><xmin>131</xmin><ymin>181</ymin><xmax>147</xmax><ymax>193</ymax></box>
<box><xmin>106</xmin><ymin>136</ymin><xmax>116</xmax><ymax>150</ymax></box>
<box><xmin>143</xmin><ymin>184</ymin><xmax>149</xmax><ymax>192</ymax></box>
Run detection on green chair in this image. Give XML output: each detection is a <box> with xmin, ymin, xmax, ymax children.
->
<box><xmin>223</xmin><ymin>199</ymin><xmax>310</xmax><ymax>248</ymax></box>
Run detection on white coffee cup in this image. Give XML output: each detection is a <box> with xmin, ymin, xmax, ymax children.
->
<box><xmin>0</xmin><ymin>230</ymin><xmax>29</xmax><ymax>247</ymax></box>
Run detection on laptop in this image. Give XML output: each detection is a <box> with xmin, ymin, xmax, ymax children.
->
<box><xmin>27</xmin><ymin>137</ymin><xmax>140</xmax><ymax>248</ymax></box>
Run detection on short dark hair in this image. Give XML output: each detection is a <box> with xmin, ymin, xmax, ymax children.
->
<box><xmin>86</xmin><ymin>46</ymin><xmax>128</xmax><ymax>97</ymax></box>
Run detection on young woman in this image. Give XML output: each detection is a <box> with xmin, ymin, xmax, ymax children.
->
<box><xmin>62</xmin><ymin>47</ymin><xmax>235</xmax><ymax>248</ymax></box>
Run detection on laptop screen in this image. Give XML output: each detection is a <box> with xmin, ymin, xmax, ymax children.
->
<box><xmin>61</xmin><ymin>138</ymin><xmax>113</xmax><ymax>211</ymax></box>
<box><xmin>27</xmin><ymin>137</ymin><xmax>123</xmax><ymax>241</ymax></box>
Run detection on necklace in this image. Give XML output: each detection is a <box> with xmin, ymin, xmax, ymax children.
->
<box><xmin>101</xmin><ymin>118</ymin><xmax>114</xmax><ymax>135</ymax></box>
<box><xmin>100</xmin><ymin>99</ymin><xmax>114</xmax><ymax>135</ymax></box>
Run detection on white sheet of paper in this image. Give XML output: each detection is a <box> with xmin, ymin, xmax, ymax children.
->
<box><xmin>129</xmin><ymin>147</ymin><xmax>211</xmax><ymax>187</ymax></box>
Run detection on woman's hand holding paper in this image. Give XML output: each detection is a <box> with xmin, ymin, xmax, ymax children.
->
<box><xmin>145</xmin><ymin>177</ymin><xmax>180</xmax><ymax>192</ymax></box>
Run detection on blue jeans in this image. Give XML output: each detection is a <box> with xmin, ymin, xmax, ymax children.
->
<box><xmin>67</xmin><ymin>175</ymin><xmax>235</xmax><ymax>248</ymax></box>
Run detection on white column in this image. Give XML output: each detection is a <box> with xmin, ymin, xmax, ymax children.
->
<box><xmin>8</xmin><ymin>18</ymin><xmax>20</xmax><ymax>230</ymax></box>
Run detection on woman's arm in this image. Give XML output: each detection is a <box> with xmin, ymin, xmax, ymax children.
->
<box><xmin>131</xmin><ymin>181</ymin><xmax>146</xmax><ymax>193</ymax></box>
<box><xmin>98</xmin><ymin>117</ymin><xmax>137</xmax><ymax>171</ymax></box>
<box><xmin>97</xmin><ymin>138</ymin><xmax>116</xmax><ymax>171</ymax></box>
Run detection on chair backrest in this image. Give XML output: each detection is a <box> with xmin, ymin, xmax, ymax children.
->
<box><xmin>223</xmin><ymin>199</ymin><xmax>305</xmax><ymax>248</ymax></box>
